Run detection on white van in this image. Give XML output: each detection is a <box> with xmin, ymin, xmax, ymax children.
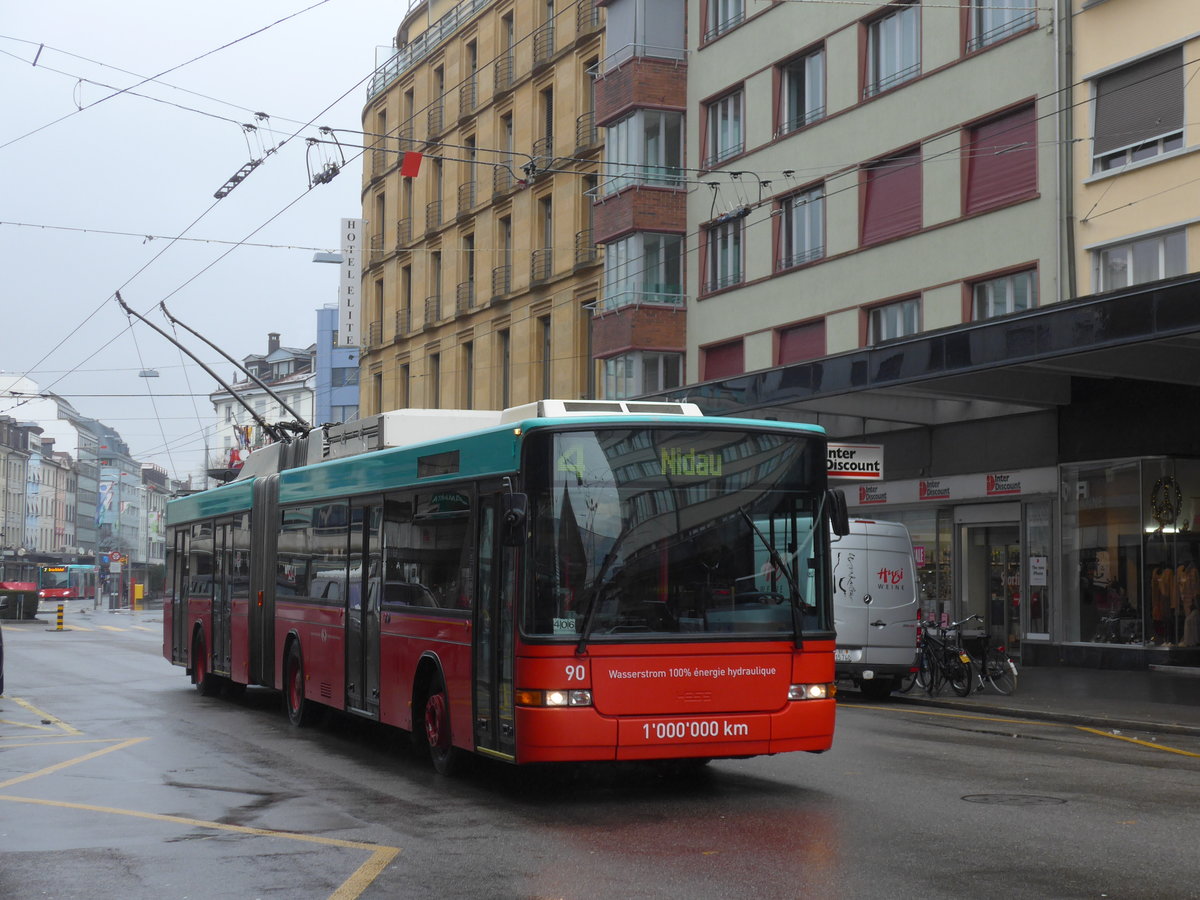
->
<box><xmin>831</xmin><ymin>518</ymin><xmax>920</xmax><ymax>699</ymax></box>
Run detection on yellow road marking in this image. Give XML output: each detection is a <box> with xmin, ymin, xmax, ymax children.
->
<box><xmin>0</xmin><ymin>732</ymin><xmax>401</xmax><ymax>899</ymax></box>
<box><xmin>2</xmin><ymin>697</ymin><xmax>82</xmax><ymax>736</ymax></box>
<box><xmin>0</xmin><ymin>737</ymin><xmax>144</xmax><ymax>789</ymax></box>
<box><xmin>1074</xmin><ymin>726</ymin><xmax>1200</xmax><ymax>758</ymax></box>
<box><xmin>131</xmin><ymin>626</ymin><xmax>156</xmax><ymax>633</ymax></box>
<box><xmin>96</xmin><ymin>625</ymin><xmax>127</xmax><ymax>632</ymax></box>
<box><xmin>848</xmin><ymin>703</ymin><xmax>1200</xmax><ymax>758</ymax></box>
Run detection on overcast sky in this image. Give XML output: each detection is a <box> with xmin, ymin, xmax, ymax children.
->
<box><xmin>1</xmin><ymin>1</ymin><xmax>416</xmax><ymax>483</ymax></box>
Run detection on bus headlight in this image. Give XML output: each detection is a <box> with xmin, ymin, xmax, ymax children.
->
<box><xmin>516</xmin><ymin>689</ymin><xmax>593</xmax><ymax>707</ymax></box>
<box><xmin>789</xmin><ymin>683</ymin><xmax>834</xmax><ymax>701</ymax></box>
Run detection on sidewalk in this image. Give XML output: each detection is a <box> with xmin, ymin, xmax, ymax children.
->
<box><xmin>882</xmin><ymin>665</ymin><xmax>1200</xmax><ymax>737</ymax></box>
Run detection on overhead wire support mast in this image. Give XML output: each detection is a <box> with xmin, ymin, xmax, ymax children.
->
<box><xmin>159</xmin><ymin>301</ymin><xmax>311</xmax><ymax>431</ymax></box>
<box><xmin>115</xmin><ymin>291</ymin><xmax>291</xmax><ymax>444</ymax></box>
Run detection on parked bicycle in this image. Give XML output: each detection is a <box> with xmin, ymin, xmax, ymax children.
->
<box><xmin>903</xmin><ymin>619</ymin><xmax>972</xmax><ymax>697</ymax></box>
<box><xmin>959</xmin><ymin>614</ymin><xmax>1019</xmax><ymax>695</ymax></box>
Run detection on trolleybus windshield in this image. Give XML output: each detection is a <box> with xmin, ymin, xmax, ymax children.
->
<box><xmin>525</xmin><ymin>426</ymin><xmax>830</xmax><ymax>641</ymax></box>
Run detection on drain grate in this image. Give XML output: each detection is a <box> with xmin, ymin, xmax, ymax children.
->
<box><xmin>962</xmin><ymin>794</ymin><xmax>1067</xmax><ymax>806</ymax></box>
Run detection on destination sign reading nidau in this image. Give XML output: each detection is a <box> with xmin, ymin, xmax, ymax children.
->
<box><xmin>827</xmin><ymin>443</ymin><xmax>884</xmax><ymax>480</ymax></box>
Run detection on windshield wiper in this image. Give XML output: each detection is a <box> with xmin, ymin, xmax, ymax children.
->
<box><xmin>738</xmin><ymin>508</ymin><xmax>805</xmax><ymax>648</ymax></box>
<box><xmin>575</xmin><ymin>536</ymin><xmax>626</xmax><ymax>656</ymax></box>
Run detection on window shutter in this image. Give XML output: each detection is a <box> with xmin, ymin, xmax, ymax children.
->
<box><xmin>964</xmin><ymin>104</ymin><xmax>1037</xmax><ymax>215</ymax></box>
<box><xmin>703</xmin><ymin>340</ymin><xmax>744</xmax><ymax>380</ymax></box>
<box><xmin>1094</xmin><ymin>47</ymin><xmax>1183</xmax><ymax>155</ymax></box>
<box><xmin>777</xmin><ymin>321</ymin><xmax>826</xmax><ymax>365</ymax></box>
<box><xmin>861</xmin><ymin>147</ymin><xmax>922</xmax><ymax>245</ymax></box>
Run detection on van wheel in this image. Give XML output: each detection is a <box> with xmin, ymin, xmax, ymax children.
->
<box><xmin>859</xmin><ymin>678</ymin><xmax>895</xmax><ymax>700</ymax></box>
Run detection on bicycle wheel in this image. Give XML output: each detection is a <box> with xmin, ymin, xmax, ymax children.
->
<box><xmin>947</xmin><ymin>654</ymin><xmax>972</xmax><ymax>697</ymax></box>
<box><xmin>985</xmin><ymin>650</ymin><xmax>1017</xmax><ymax>695</ymax></box>
<box><xmin>924</xmin><ymin>652</ymin><xmax>943</xmax><ymax>697</ymax></box>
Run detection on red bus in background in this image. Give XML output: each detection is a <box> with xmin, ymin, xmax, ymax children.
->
<box><xmin>39</xmin><ymin>564</ymin><xmax>97</xmax><ymax>600</ymax></box>
<box><xmin>164</xmin><ymin>401</ymin><xmax>849</xmax><ymax>773</ymax></box>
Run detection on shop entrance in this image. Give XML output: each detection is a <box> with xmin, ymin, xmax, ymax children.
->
<box><xmin>960</xmin><ymin>520</ymin><xmax>1021</xmax><ymax>651</ymax></box>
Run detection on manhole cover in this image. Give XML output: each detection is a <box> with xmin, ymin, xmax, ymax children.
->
<box><xmin>962</xmin><ymin>794</ymin><xmax>1067</xmax><ymax>806</ymax></box>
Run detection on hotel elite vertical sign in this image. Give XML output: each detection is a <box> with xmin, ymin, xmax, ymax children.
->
<box><xmin>337</xmin><ymin>218</ymin><xmax>363</xmax><ymax>348</ymax></box>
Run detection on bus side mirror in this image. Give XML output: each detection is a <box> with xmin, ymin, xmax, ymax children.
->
<box><xmin>502</xmin><ymin>492</ymin><xmax>528</xmax><ymax>546</ymax></box>
<box><xmin>827</xmin><ymin>488</ymin><xmax>850</xmax><ymax>537</ymax></box>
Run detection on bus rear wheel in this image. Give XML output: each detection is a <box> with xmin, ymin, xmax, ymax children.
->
<box><xmin>423</xmin><ymin>675</ymin><xmax>463</xmax><ymax>776</ymax></box>
<box><xmin>191</xmin><ymin>632</ymin><xmax>219</xmax><ymax>697</ymax></box>
<box><xmin>284</xmin><ymin>642</ymin><xmax>317</xmax><ymax>727</ymax></box>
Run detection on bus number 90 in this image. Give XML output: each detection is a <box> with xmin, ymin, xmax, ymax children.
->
<box><xmin>565</xmin><ymin>664</ymin><xmax>586</xmax><ymax>681</ymax></box>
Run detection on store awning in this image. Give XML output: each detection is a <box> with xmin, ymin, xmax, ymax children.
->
<box><xmin>654</xmin><ymin>273</ymin><xmax>1200</xmax><ymax>438</ymax></box>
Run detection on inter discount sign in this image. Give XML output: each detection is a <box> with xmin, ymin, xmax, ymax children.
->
<box><xmin>827</xmin><ymin>443</ymin><xmax>884</xmax><ymax>480</ymax></box>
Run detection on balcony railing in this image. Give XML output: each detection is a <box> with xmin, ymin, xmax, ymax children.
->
<box><xmin>456</xmin><ymin>281</ymin><xmax>475</xmax><ymax>314</ymax></box>
<box><xmin>371</xmin><ymin>139</ymin><xmax>391</xmax><ymax>178</ymax></box>
<box><xmin>395</xmin><ymin>306</ymin><xmax>411</xmax><ymax>336</ymax></box>
<box><xmin>366</xmin><ymin>0</ymin><xmax>492</xmax><ymax>100</ymax></box>
<box><xmin>367</xmin><ymin>320</ymin><xmax>384</xmax><ymax>347</ymax></box>
<box><xmin>577</xmin><ymin>0</ymin><xmax>601</xmax><ymax>34</ymax></box>
<box><xmin>494</xmin><ymin>54</ymin><xmax>514</xmax><ymax>93</ymax></box>
<box><xmin>395</xmin><ymin>217</ymin><xmax>412</xmax><ymax>250</ymax></box>
<box><xmin>457</xmin><ymin>181</ymin><xmax>477</xmax><ymax>217</ymax></box>
<box><xmin>532</xmin><ymin>135</ymin><xmax>553</xmax><ymax>160</ymax></box>
<box><xmin>575</xmin><ymin>111</ymin><xmax>598</xmax><ymax>150</ymax></box>
<box><xmin>425</xmin><ymin>200</ymin><xmax>443</xmax><ymax>233</ymax></box>
<box><xmin>533</xmin><ymin>24</ymin><xmax>555</xmax><ymax>67</ymax></box>
<box><xmin>531</xmin><ymin>248</ymin><xmax>553</xmax><ymax>283</ymax></box>
<box><xmin>574</xmin><ymin>229</ymin><xmax>599</xmax><ymax>267</ymax></box>
<box><xmin>397</xmin><ymin>124</ymin><xmax>415</xmax><ymax>149</ymax></box>
<box><xmin>424</xmin><ymin>295</ymin><xmax>441</xmax><ymax>326</ymax></box>
<box><xmin>427</xmin><ymin>103</ymin><xmax>445</xmax><ymax>139</ymax></box>
<box><xmin>368</xmin><ymin>231</ymin><xmax>386</xmax><ymax>266</ymax></box>
<box><xmin>492</xmin><ymin>165</ymin><xmax>516</xmax><ymax>196</ymax></box>
<box><xmin>600</xmin><ymin>287</ymin><xmax>686</xmax><ymax>311</ymax></box>
<box><xmin>491</xmin><ymin>264</ymin><xmax>512</xmax><ymax>299</ymax></box>
<box><xmin>459</xmin><ymin>77</ymin><xmax>478</xmax><ymax>119</ymax></box>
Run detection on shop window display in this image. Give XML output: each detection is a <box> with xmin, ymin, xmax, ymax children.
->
<box><xmin>1063</xmin><ymin>458</ymin><xmax>1200</xmax><ymax>654</ymax></box>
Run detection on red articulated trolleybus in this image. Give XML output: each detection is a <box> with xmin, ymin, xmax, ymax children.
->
<box><xmin>163</xmin><ymin>400</ymin><xmax>850</xmax><ymax>773</ymax></box>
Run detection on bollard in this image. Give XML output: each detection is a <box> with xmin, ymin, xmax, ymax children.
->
<box><xmin>56</xmin><ymin>603</ymin><xmax>65</xmax><ymax>631</ymax></box>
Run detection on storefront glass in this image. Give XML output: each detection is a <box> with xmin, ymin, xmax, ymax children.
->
<box><xmin>1062</xmin><ymin>458</ymin><xmax>1200</xmax><ymax>649</ymax></box>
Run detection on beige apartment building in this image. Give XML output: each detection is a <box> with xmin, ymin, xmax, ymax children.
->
<box><xmin>358</xmin><ymin>0</ymin><xmax>605</xmax><ymax>416</ymax></box>
<box><xmin>1069</xmin><ymin>0</ymin><xmax>1199</xmax><ymax>297</ymax></box>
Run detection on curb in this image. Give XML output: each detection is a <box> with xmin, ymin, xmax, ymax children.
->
<box><xmin>881</xmin><ymin>693</ymin><xmax>1200</xmax><ymax>739</ymax></box>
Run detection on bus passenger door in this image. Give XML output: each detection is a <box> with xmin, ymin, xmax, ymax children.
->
<box><xmin>473</xmin><ymin>488</ymin><xmax>517</xmax><ymax>759</ymax></box>
<box><xmin>169</xmin><ymin>527</ymin><xmax>190</xmax><ymax>664</ymax></box>
<box><xmin>347</xmin><ymin>498</ymin><xmax>382</xmax><ymax>717</ymax></box>
<box><xmin>212</xmin><ymin>520</ymin><xmax>232</xmax><ymax>676</ymax></box>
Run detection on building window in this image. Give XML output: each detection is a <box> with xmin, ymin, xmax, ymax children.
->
<box><xmin>963</xmin><ymin>104</ymin><xmax>1037</xmax><ymax>216</ymax></box>
<box><xmin>1094</xmin><ymin>229</ymin><xmax>1186</xmax><ymax>292</ymax></box>
<box><xmin>865</xmin><ymin>2</ymin><xmax>920</xmax><ymax>98</ymax></box>
<box><xmin>705</xmin><ymin>220</ymin><xmax>743</xmax><ymax>293</ymax></box>
<box><xmin>968</xmin><ymin>0</ymin><xmax>1035</xmax><ymax>52</ymax></box>
<box><xmin>777</xmin><ymin>185</ymin><xmax>824</xmax><ymax>270</ymax></box>
<box><xmin>1093</xmin><ymin>47</ymin><xmax>1184</xmax><ymax>174</ymax></box>
<box><xmin>868</xmin><ymin>297</ymin><xmax>920</xmax><ymax>343</ymax></box>
<box><xmin>603</xmin><ymin>352</ymin><xmax>682</xmax><ymax>399</ymax></box>
<box><xmin>861</xmin><ymin>146</ymin><xmax>922</xmax><ymax>246</ymax></box>
<box><xmin>705</xmin><ymin>89</ymin><xmax>743</xmax><ymax>168</ymax></box>
<box><xmin>602</xmin><ymin>232</ymin><xmax>684</xmax><ymax>310</ymax></box>
<box><xmin>539</xmin><ymin>315</ymin><xmax>552</xmax><ymax>399</ymax></box>
<box><xmin>429</xmin><ymin>353</ymin><xmax>441</xmax><ymax>408</ymax></box>
<box><xmin>705</xmin><ymin>0</ymin><xmax>744</xmax><ymax>41</ymax></box>
<box><xmin>604</xmin><ymin>110</ymin><xmax>684</xmax><ymax>194</ymax></box>
<box><xmin>702</xmin><ymin>339</ymin><xmax>744</xmax><ymax>380</ymax></box>
<box><xmin>462</xmin><ymin>341</ymin><xmax>474</xmax><ymax>408</ymax></box>
<box><xmin>777</xmin><ymin>320</ymin><xmax>826</xmax><ymax>365</ymax></box>
<box><xmin>972</xmin><ymin>269</ymin><xmax>1036</xmax><ymax>320</ymax></box>
<box><xmin>498</xmin><ymin>329</ymin><xmax>511</xmax><ymax>408</ymax></box>
<box><xmin>777</xmin><ymin>47</ymin><xmax>825</xmax><ymax>136</ymax></box>
<box><xmin>398</xmin><ymin>364</ymin><xmax>410</xmax><ymax>409</ymax></box>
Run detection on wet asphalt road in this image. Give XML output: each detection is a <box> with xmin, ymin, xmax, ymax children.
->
<box><xmin>2</xmin><ymin>607</ymin><xmax>1199</xmax><ymax>899</ymax></box>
